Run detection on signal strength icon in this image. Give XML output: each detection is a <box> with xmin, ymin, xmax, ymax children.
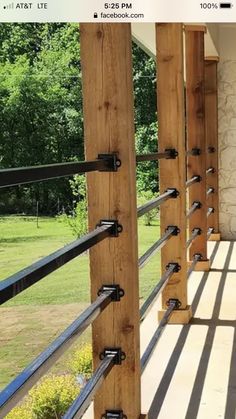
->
<box><xmin>3</xmin><ymin>2</ymin><xmax>14</xmax><ymax>9</ymax></box>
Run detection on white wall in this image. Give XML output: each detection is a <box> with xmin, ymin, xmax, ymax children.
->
<box><xmin>218</xmin><ymin>25</ymin><xmax>236</xmax><ymax>239</ymax></box>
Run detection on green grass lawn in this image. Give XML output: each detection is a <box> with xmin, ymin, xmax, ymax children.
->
<box><xmin>0</xmin><ymin>215</ymin><xmax>160</xmax><ymax>389</ymax></box>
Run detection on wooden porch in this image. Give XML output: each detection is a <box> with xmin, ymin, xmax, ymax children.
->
<box><xmin>0</xmin><ymin>22</ymin><xmax>229</xmax><ymax>419</ymax></box>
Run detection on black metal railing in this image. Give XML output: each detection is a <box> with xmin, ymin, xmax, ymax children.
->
<box><xmin>187</xmin><ymin>254</ymin><xmax>202</xmax><ymax>279</ymax></box>
<box><xmin>137</xmin><ymin>189</ymin><xmax>178</xmax><ymax>218</ymax></box>
<box><xmin>207</xmin><ymin>187</ymin><xmax>215</xmax><ymax>196</ymax></box>
<box><xmin>136</xmin><ymin>148</ymin><xmax>178</xmax><ymax>163</ymax></box>
<box><xmin>140</xmin><ymin>263</ymin><xmax>179</xmax><ymax>322</ymax></box>
<box><xmin>186</xmin><ymin>175</ymin><xmax>202</xmax><ymax>188</ymax></box>
<box><xmin>206</xmin><ymin>167</ymin><xmax>215</xmax><ymax>175</ymax></box>
<box><xmin>187</xmin><ymin>228</ymin><xmax>201</xmax><ymax>249</ymax></box>
<box><xmin>138</xmin><ymin>226</ymin><xmax>179</xmax><ymax>269</ymax></box>
<box><xmin>207</xmin><ymin>207</ymin><xmax>215</xmax><ymax>217</ymax></box>
<box><xmin>0</xmin><ymin>154</ymin><xmax>121</xmax><ymax>188</ymax></box>
<box><xmin>0</xmin><ymin>221</ymin><xmax>121</xmax><ymax>305</ymax></box>
<box><xmin>187</xmin><ymin>201</ymin><xmax>201</xmax><ymax>219</ymax></box>
<box><xmin>141</xmin><ymin>299</ymin><xmax>180</xmax><ymax>373</ymax></box>
<box><xmin>207</xmin><ymin>227</ymin><xmax>214</xmax><ymax>239</ymax></box>
<box><xmin>0</xmin><ymin>287</ymin><xmax>125</xmax><ymax>417</ymax></box>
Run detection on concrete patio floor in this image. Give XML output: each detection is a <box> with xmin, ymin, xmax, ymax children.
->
<box><xmin>84</xmin><ymin>241</ymin><xmax>236</xmax><ymax>419</ymax></box>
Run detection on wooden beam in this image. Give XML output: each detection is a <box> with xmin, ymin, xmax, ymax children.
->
<box><xmin>185</xmin><ymin>27</ymin><xmax>210</xmax><ymax>271</ymax></box>
<box><xmin>184</xmin><ymin>24</ymin><xmax>207</xmax><ymax>33</ymax></box>
<box><xmin>156</xmin><ymin>23</ymin><xmax>191</xmax><ymax>324</ymax></box>
<box><xmin>80</xmin><ymin>23</ymin><xmax>141</xmax><ymax>418</ymax></box>
<box><xmin>205</xmin><ymin>58</ymin><xmax>220</xmax><ymax>241</ymax></box>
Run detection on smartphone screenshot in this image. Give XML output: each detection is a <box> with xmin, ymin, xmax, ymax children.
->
<box><xmin>0</xmin><ymin>2</ymin><xmax>235</xmax><ymax>419</ymax></box>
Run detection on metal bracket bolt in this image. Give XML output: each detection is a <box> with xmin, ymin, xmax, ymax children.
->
<box><xmin>192</xmin><ymin>228</ymin><xmax>202</xmax><ymax>236</ymax></box>
<box><xmin>195</xmin><ymin>175</ymin><xmax>202</xmax><ymax>182</ymax></box>
<box><xmin>208</xmin><ymin>146</ymin><xmax>216</xmax><ymax>154</ymax></box>
<box><xmin>167</xmin><ymin>298</ymin><xmax>182</xmax><ymax>309</ymax></box>
<box><xmin>194</xmin><ymin>253</ymin><xmax>203</xmax><ymax>261</ymax></box>
<box><xmin>165</xmin><ymin>148</ymin><xmax>179</xmax><ymax>159</ymax></box>
<box><xmin>98</xmin><ymin>285</ymin><xmax>125</xmax><ymax>302</ymax></box>
<box><xmin>98</xmin><ymin>153</ymin><xmax>121</xmax><ymax>172</ymax></box>
<box><xmin>102</xmin><ymin>410</ymin><xmax>127</xmax><ymax>419</ymax></box>
<box><xmin>97</xmin><ymin>220</ymin><xmax>123</xmax><ymax>237</ymax></box>
<box><xmin>166</xmin><ymin>225</ymin><xmax>180</xmax><ymax>236</ymax></box>
<box><xmin>100</xmin><ymin>348</ymin><xmax>126</xmax><ymax>365</ymax></box>
<box><xmin>193</xmin><ymin>201</ymin><xmax>202</xmax><ymax>209</ymax></box>
<box><xmin>166</xmin><ymin>262</ymin><xmax>181</xmax><ymax>273</ymax></box>
<box><xmin>166</xmin><ymin>188</ymin><xmax>180</xmax><ymax>198</ymax></box>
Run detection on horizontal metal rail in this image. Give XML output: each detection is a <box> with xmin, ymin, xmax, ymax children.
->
<box><xmin>187</xmin><ymin>201</ymin><xmax>201</xmax><ymax>219</ymax></box>
<box><xmin>186</xmin><ymin>228</ymin><xmax>201</xmax><ymax>249</ymax></box>
<box><xmin>137</xmin><ymin>189</ymin><xmax>177</xmax><ymax>218</ymax></box>
<box><xmin>140</xmin><ymin>263</ymin><xmax>178</xmax><ymax>322</ymax></box>
<box><xmin>207</xmin><ymin>227</ymin><xmax>214</xmax><ymax>240</ymax></box>
<box><xmin>0</xmin><ymin>223</ymin><xmax>116</xmax><ymax>305</ymax></box>
<box><xmin>138</xmin><ymin>226</ymin><xmax>178</xmax><ymax>270</ymax></box>
<box><xmin>206</xmin><ymin>167</ymin><xmax>215</xmax><ymax>175</ymax></box>
<box><xmin>136</xmin><ymin>149</ymin><xmax>178</xmax><ymax>163</ymax></box>
<box><xmin>207</xmin><ymin>207</ymin><xmax>215</xmax><ymax>217</ymax></box>
<box><xmin>187</xmin><ymin>148</ymin><xmax>201</xmax><ymax>156</ymax></box>
<box><xmin>141</xmin><ymin>300</ymin><xmax>177</xmax><ymax>374</ymax></box>
<box><xmin>0</xmin><ymin>154</ymin><xmax>121</xmax><ymax>188</ymax></box>
<box><xmin>207</xmin><ymin>187</ymin><xmax>214</xmax><ymax>196</ymax></box>
<box><xmin>186</xmin><ymin>176</ymin><xmax>201</xmax><ymax>188</ymax></box>
<box><xmin>0</xmin><ymin>290</ymin><xmax>115</xmax><ymax>417</ymax></box>
<box><xmin>63</xmin><ymin>351</ymin><xmax>121</xmax><ymax>419</ymax></box>
<box><xmin>187</xmin><ymin>254</ymin><xmax>202</xmax><ymax>279</ymax></box>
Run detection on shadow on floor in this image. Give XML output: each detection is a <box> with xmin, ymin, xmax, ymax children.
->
<box><xmin>148</xmin><ymin>242</ymin><xmax>236</xmax><ymax>419</ymax></box>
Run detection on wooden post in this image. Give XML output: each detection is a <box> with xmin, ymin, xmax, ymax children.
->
<box><xmin>156</xmin><ymin>24</ymin><xmax>191</xmax><ymax>325</ymax></box>
<box><xmin>205</xmin><ymin>56</ymin><xmax>221</xmax><ymax>241</ymax></box>
<box><xmin>185</xmin><ymin>25</ymin><xmax>210</xmax><ymax>271</ymax></box>
<box><xmin>80</xmin><ymin>24</ymin><xmax>141</xmax><ymax>418</ymax></box>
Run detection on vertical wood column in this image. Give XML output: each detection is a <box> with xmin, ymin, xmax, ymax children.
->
<box><xmin>156</xmin><ymin>24</ymin><xmax>191</xmax><ymax>325</ymax></box>
<box><xmin>185</xmin><ymin>25</ymin><xmax>210</xmax><ymax>271</ymax></box>
<box><xmin>205</xmin><ymin>57</ymin><xmax>221</xmax><ymax>241</ymax></box>
<box><xmin>80</xmin><ymin>24</ymin><xmax>141</xmax><ymax>418</ymax></box>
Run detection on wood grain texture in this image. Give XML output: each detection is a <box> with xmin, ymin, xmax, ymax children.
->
<box><xmin>185</xmin><ymin>29</ymin><xmax>208</xmax><ymax>261</ymax></box>
<box><xmin>205</xmin><ymin>59</ymin><xmax>220</xmax><ymax>234</ymax></box>
<box><xmin>80</xmin><ymin>23</ymin><xmax>141</xmax><ymax>418</ymax></box>
<box><xmin>156</xmin><ymin>23</ymin><xmax>188</xmax><ymax>310</ymax></box>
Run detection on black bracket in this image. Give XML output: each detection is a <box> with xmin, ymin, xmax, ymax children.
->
<box><xmin>166</xmin><ymin>225</ymin><xmax>180</xmax><ymax>236</ymax></box>
<box><xmin>166</xmin><ymin>188</ymin><xmax>179</xmax><ymax>198</ymax></box>
<box><xmin>192</xmin><ymin>228</ymin><xmax>202</xmax><ymax>235</ymax></box>
<box><xmin>166</xmin><ymin>262</ymin><xmax>181</xmax><ymax>273</ymax></box>
<box><xmin>100</xmin><ymin>348</ymin><xmax>126</xmax><ymax>365</ymax></box>
<box><xmin>165</xmin><ymin>148</ymin><xmax>179</xmax><ymax>159</ymax></box>
<box><xmin>98</xmin><ymin>285</ymin><xmax>125</xmax><ymax>302</ymax></box>
<box><xmin>195</xmin><ymin>175</ymin><xmax>202</xmax><ymax>182</ymax></box>
<box><xmin>102</xmin><ymin>410</ymin><xmax>127</xmax><ymax>419</ymax></box>
<box><xmin>208</xmin><ymin>146</ymin><xmax>216</xmax><ymax>154</ymax></box>
<box><xmin>193</xmin><ymin>201</ymin><xmax>202</xmax><ymax>209</ymax></box>
<box><xmin>167</xmin><ymin>298</ymin><xmax>181</xmax><ymax>309</ymax></box>
<box><xmin>207</xmin><ymin>167</ymin><xmax>215</xmax><ymax>174</ymax></box>
<box><xmin>194</xmin><ymin>253</ymin><xmax>203</xmax><ymax>261</ymax></box>
<box><xmin>97</xmin><ymin>220</ymin><xmax>123</xmax><ymax>237</ymax></box>
<box><xmin>190</xmin><ymin>148</ymin><xmax>201</xmax><ymax>156</ymax></box>
<box><xmin>98</xmin><ymin>153</ymin><xmax>122</xmax><ymax>172</ymax></box>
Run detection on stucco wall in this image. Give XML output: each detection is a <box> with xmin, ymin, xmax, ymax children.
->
<box><xmin>218</xmin><ymin>26</ymin><xmax>236</xmax><ymax>239</ymax></box>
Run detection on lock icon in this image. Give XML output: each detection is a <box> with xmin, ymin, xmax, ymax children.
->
<box><xmin>94</xmin><ymin>12</ymin><xmax>98</xmax><ymax>18</ymax></box>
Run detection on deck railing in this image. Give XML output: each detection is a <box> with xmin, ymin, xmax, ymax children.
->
<box><xmin>0</xmin><ymin>23</ymin><xmax>220</xmax><ymax>419</ymax></box>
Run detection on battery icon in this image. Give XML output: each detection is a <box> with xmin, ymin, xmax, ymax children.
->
<box><xmin>219</xmin><ymin>2</ymin><xmax>233</xmax><ymax>7</ymax></box>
